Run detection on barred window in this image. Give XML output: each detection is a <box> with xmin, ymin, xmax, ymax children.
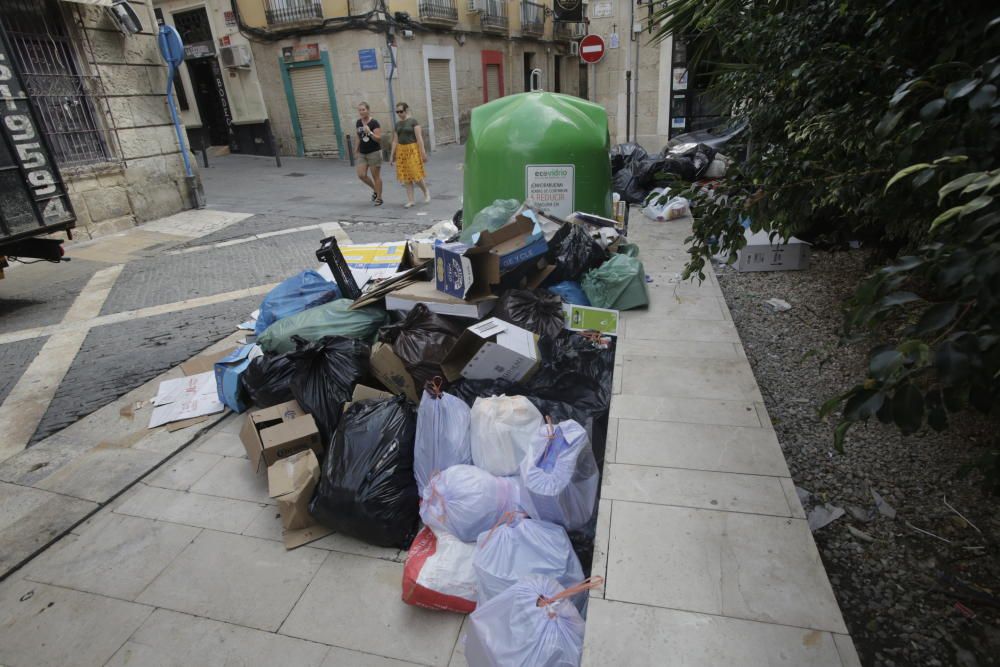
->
<box><xmin>0</xmin><ymin>0</ymin><xmax>114</xmax><ymax>167</ymax></box>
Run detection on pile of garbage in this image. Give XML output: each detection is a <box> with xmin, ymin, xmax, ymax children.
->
<box><xmin>151</xmin><ymin>202</ymin><xmax>650</xmax><ymax>665</ymax></box>
<box><xmin>611</xmin><ymin>140</ymin><xmax>732</xmax><ymax>205</ymax></box>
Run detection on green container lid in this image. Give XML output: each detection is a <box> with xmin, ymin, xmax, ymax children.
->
<box><xmin>463</xmin><ymin>91</ymin><xmax>613</xmax><ymax>223</ymax></box>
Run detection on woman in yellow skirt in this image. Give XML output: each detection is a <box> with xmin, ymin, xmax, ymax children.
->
<box><xmin>389</xmin><ymin>102</ymin><xmax>431</xmax><ymax>208</ymax></box>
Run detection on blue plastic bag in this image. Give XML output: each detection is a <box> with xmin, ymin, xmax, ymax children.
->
<box><xmin>255</xmin><ymin>270</ymin><xmax>339</xmax><ymax>336</ymax></box>
<box><xmin>546</xmin><ymin>281</ymin><xmax>590</xmax><ymax>306</ymax></box>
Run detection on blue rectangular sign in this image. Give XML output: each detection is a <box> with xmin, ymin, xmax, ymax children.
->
<box><xmin>358</xmin><ymin>48</ymin><xmax>378</xmax><ymax>71</ymax></box>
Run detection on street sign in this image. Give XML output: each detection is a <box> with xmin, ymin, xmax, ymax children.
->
<box><xmin>579</xmin><ymin>34</ymin><xmax>606</xmax><ymax>64</ymax></box>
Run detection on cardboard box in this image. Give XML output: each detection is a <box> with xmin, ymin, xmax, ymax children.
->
<box><xmin>563</xmin><ymin>303</ymin><xmax>620</xmax><ymax>336</ymax></box>
<box><xmin>406</xmin><ymin>239</ymin><xmax>437</xmax><ymax>265</ymax></box>
<box><xmin>265</xmin><ymin>449</ymin><xmax>332</xmax><ymax>548</ymax></box>
<box><xmin>240</xmin><ymin>401</ymin><xmax>323</xmax><ymax>473</ymax></box>
<box><xmin>435</xmin><ymin>218</ymin><xmax>548</xmax><ymax>300</ymax></box>
<box><xmin>370</xmin><ymin>342</ymin><xmax>421</xmax><ymax>404</ymax></box>
<box><xmin>385</xmin><ymin>280</ymin><xmax>497</xmax><ymax>319</ymax></box>
<box><xmin>732</xmin><ymin>229</ymin><xmax>811</xmax><ymax>272</ymax></box>
<box><xmin>441</xmin><ymin>317</ymin><xmax>540</xmax><ymax>383</ymax></box>
<box><xmin>214</xmin><ymin>344</ymin><xmax>259</xmax><ymax>413</ymax></box>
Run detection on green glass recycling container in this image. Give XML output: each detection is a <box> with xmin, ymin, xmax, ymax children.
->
<box><xmin>463</xmin><ymin>91</ymin><xmax>613</xmax><ymax>223</ymax></box>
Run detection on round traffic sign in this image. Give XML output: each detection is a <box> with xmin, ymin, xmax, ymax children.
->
<box><xmin>579</xmin><ymin>34</ymin><xmax>606</xmax><ymax>64</ymax></box>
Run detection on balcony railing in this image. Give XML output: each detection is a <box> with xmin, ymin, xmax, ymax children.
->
<box><xmin>554</xmin><ymin>21</ymin><xmax>586</xmax><ymax>41</ymax></box>
<box><xmin>520</xmin><ymin>1</ymin><xmax>545</xmax><ymax>36</ymax></box>
<box><xmin>263</xmin><ymin>0</ymin><xmax>323</xmax><ymax>25</ymax></box>
<box><xmin>419</xmin><ymin>0</ymin><xmax>459</xmax><ymax>25</ymax></box>
<box><xmin>479</xmin><ymin>0</ymin><xmax>508</xmax><ymax>33</ymax></box>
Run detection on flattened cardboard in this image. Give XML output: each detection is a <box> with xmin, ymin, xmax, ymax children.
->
<box><xmin>733</xmin><ymin>229</ymin><xmax>811</xmax><ymax>272</ymax></box>
<box><xmin>369</xmin><ymin>342</ymin><xmax>420</xmax><ymax>403</ymax></box>
<box><xmin>180</xmin><ymin>348</ymin><xmax>233</xmax><ymax>376</ymax></box>
<box><xmin>240</xmin><ymin>400</ymin><xmax>322</xmax><ymax>473</ymax></box>
<box><xmin>385</xmin><ymin>280</ymin><xmax>497</xmax><ymax>319</ymax></box>
<box><xmin>441</xmin><ymin>317</ymin><xmax>540</xmax><ymax>383</ymax></box>
<box><xmin>350</xmin><ymin>384</ymin><xmax>395</xmax><ymax>404</ymax></box>
<box><xmin>282</xmin><ymin>524</ymin><xmax>334</xmax><ymax>550</ymax></box>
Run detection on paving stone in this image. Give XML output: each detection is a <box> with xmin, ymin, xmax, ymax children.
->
<box><xmin>603</xmin><ymin>416</ymin><xmax>618</xmax><ymax>464</ymax></box>
<box><xmin>0</xmin><ymin>482</ymin><xmax>97</xmax><ymax>578</ymax></box>
<box><xmin>113</xmin><ymin>484</ymin><xmax>264</xmax><ymax>533</ymax></box>
<box><xmin>605</xmin><ymin>501</ymin><xmax>847</xmax><ymax>633</ymax></box>
<box><xmin>146</xmin><ymin>451</ymin><xmax>223</xmax><ymax>491</ymax></box>
<box><xmin>624</xmin><ymin>294</ymin><xmax>728</xmax><ymax>321</ymax></box>
<box><xmin>106</xmin><ymin>608</ymin><xmax>329</xmax><ymax>667</ymax></box>
<box><xmin>834</xmin><ymin>633</ymin><xmax>863</xmax><ymax>667</ymax></box>
<box><xmin>0</xmin><ymin>257</ymin><xmax>105</xmax><ymax>335</ymax></box>
<box><xmin>0</xmin><ymin>580</ymin><xmax>152</xmax><ymax>667</ymax></box>
<box><xmin>447</xmin><ymin>616</ymin><xmax>471</xmax><ymax>667</ymax></box>
<box><xmin>602</xmin><ymin>463</ymin><xmax>792</xmax><ymax>517</ymax></box>
<box><xmin>615</xmin><ymin>338</ymin><xmax>741</xmax><ymax>360</ymax></box>
<box><xmin>589</xmin><ymin>498</ymin><xmax>613</xmax><ymax>598</ymax></box>
<box><xmin>25</xmin><ymin>513</ymin><xmax>199</xmax><ymax>600</ymax></box>
<box><xmin>620</xmin><ymin>356</ymin><xmax>763</xmax><ymax>402</ymax></box>
<box><xmin>32</xmin><ymin>446</ymin><xmax>164</xmax><ymax>503</ymax></box>
<box><xmin>615</xmin><ymin>419</ymin><xmax>790</xmax><ymax>477</ymax></box>
<box><xmin>322</xmin><ymin>646</ymin><xmax>426</xmax><ymax>667</ymax></box>
<box><xmin>190</xmin><ymin>455</ymin><xmax>271</xmax><ymax>503</ymax></box>
<box><xmin>0</xmin><ymin>338</ymin><xmax>47</xmax><ymax>406</ymax></box>
<box><xmin>610</xmin><ymin>395</ymin><xmax>762</xmax><ymax>428</ymax></box>
<box><xmin>241</xmin><ymin>507</ymin><xmax>404</xmax><ymax>562</ymax></box>
<box><xmin>582</xmin><ymin>598</ymin><xmax>845</xmax><ymax>667</ymax></box>
<box><xmin>194</xmin><ymin>430</ymin><xmax>248</xmax><ymax>458</ymax></box>
<box><xmin>281</xmin><ymin>551</ymin><xmax>463</xmax><ymax>666</ymax></box>
<box><xmin>624</xmin><ymin>317</ymin><xmax>740</xmax><ymax>342</ymax></box>
<box><xmin>781</xmin><ymin>477</ymin><xmax>807</xmax><ymax>519</ymax></box>
<box><xmin>137</xmin><ymin>530</ymin><xmax>327</xmax><ymax>632</ymax></box>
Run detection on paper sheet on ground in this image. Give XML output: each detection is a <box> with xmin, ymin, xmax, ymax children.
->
<box><xmin>149</xmin><ymin>371</ymin><xmax>224</xmax><ymax>428</ymax></box>
<box><xmin>317</xmin><ymin>242</ymin><xmax>406</xmax><ymax>288</ymax></box>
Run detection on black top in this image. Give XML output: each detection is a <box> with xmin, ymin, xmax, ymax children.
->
<box><xmin>355</xmin><ymin>118</ymin><xmax>381</xmax><ymax>154</ymax></box>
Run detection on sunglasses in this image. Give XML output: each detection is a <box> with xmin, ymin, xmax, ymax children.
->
<box><xmin>396</xmin><ymin>110</ymin><xmax>405</xmax><ymax>114</ymax></box>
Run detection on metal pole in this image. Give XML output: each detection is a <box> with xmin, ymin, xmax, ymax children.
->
<box><xmin>346</xmin><ymin>134</ymin><xmax>355</xmax><ymax>166</ymax></box>
<box><xmin>625</xmin><ymin>70</ymin><xmax>632</xmax><ymax>142</ymax></box>
<box><xmin>265</xmin><ymin>119</ymin><xmax>281</xmax><ymax>168</ymax></box>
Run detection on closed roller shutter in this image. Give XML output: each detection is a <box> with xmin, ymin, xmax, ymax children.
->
<box><xmin>428</xmin><ymin>58</ymin><xmax>455</xmax><ymax>146</ymax></box>
<box><xmin>486</xmin><ymin>63</ymin><xmax>501</xmax><ymax>101</ymax></box>
<box><xmin>290</xmin><ymin>66</ymin><xmax>338</xmax><ymax>157</ymax></box>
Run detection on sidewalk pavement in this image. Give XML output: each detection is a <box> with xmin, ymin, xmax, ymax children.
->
<box><xmin>0</xmin><ymin>215</ymin><xmax>858</xmax><ymax>667</ymax></box>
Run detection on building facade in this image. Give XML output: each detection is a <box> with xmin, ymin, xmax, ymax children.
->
<box><xmin>0</xmin><ymin>0</ymin><xmax>198</xmax><ymax>239</ymax></box>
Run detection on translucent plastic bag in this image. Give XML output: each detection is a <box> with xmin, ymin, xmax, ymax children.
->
<box><xmin>465</xmin><ymin>575</ymin><xmax>603</xmax><ymax>667</ymax></box>
<box><xmin>258</xmin><ymin>299</ymin><xmax>388</xmax><ymax>354</ymax></box>
<box><xmin>420</xmin><ymin>465</ymin><xmax>519</xmax><ymax>543</ymax></box>
<box><xmin>460</xmin><ymin>198</ymin><xmax>521</xmax><ymax>244</ymax></box>
<box><xmin>414</xmin><ymin>380</ymin><xmax>472</xmax><ymax>495</ymax></box>
<box><xmin>581</xmin><ymin>254</ymin><xmax>649</xmax><ymax>311</ymax></box>
<box><xmin>402</xmin><ymin>526</ymin><xmax>477</xmax><ymax>613</ymax></box>
<box><xmin>473</xmin><ymin>514</ymin><xmax>584</xmax><ymax>612</ymax></box>
<box><xmin>255</xmin><ymin>270</ymin><xmax>339</xmax><ymax>337</ymax></box>
<box><xmin>519</xmin><ymin>419</ymin><xmax>599</xmax><ymax>533</ymax></box>
<box><xmin>470</xmin><ymin>395</ymin><xmax>544</xmax><ymax>476</ymax></box>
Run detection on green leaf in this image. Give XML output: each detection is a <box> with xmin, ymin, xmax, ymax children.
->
<box><xmin>959</xmin><ymin>195</ymin><xmax>994</xmax><ymax>217</ymax></box>
<box><xmin>969</xmin><ymin>84</ymin><xmax>997</xmax><ymax>111</ymax></box>
<box><xmin>919</xmin><ymin>98</ymin><xmax>946</xmax><ymax>120</ymax></box>
<box><xmin>932</xmin><ymin>155</ymin><xmax>969</xmax><ymax>165</ymax></box>
<box><xmin>844</xmin><ymin>388</ymin><xmax>884</xmax><ymax>421</ymax></box>
<box><xmin>935</xmin><ymin>340</ymin><xmax>972</xmax><ymax>384</ymax></box>
<box><xmin>892</xmin><ymin>383</ymin><xmax>924</xmax><ymax>434</ymax></box>
<box><xmin>929</xmin><ymin>206</ymin><xmax>964</xmax><ymax>231</ymax></box>
<box><xmin>878</xmin><ymin>291</ymin><xmax>921</xmax><ymax>308</ymax></box>
<box><xmin>926</xmin><ymin>390</ymin><xmax>947</xmax><ymax>431</ymax></box>
<box><xmin>938</xmin><ymin>172</ymin><xmax>982</xmax><ymax>204</ymax></box>
<box><xmin>833</xmin><ymin>421</ymin><xmax>851</xmax><ymax>453</ymax></box>
<box><xmin>914</xmin><ymin>302</ymin><xmax>959</xmax><ymax>334</ymax></box>
<box><xmin>885</xmin><ymin>164</ymin><xmax>933</xmax><ymax>193</ymax></box>
<box><xmin>882</xmin><ymin>256</ymin><xmax>924</xmax><ymax>274</ymax></box>
<box><xmin>870</xmin><ymin>349</ymin><xmax>904</xmax><ymax>379</ymax></box>
<box><xmin>943</xmin><ymin>385</ymin><xmax>968</xmax><ymax>411</ymax></box>
<box><xmin>943</xmin><ymin>78</ymin><xmax>981</xmax><ymax>100</ymax></box>
<box><xmin>875</xmin><ymin>109</ymin><xmax>905</xmax><ymax>137</ymax></box>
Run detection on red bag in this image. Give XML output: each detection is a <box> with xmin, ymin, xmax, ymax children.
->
<box><xmin>402</xmin><ymin>526</ymin><xmax>477</xmax><ymax>613</ymax></box>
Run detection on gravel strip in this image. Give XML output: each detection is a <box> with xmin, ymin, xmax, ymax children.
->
<box><xmin>716</xmin><ymin>250</ymin><xmax>1000</xmax><ymax>667</ymax></box>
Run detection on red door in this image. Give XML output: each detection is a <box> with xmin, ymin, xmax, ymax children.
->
<box><xmin>481</xmin><ymin>50</ymin><xmax>504</xmax><ymax>103</ymax></box>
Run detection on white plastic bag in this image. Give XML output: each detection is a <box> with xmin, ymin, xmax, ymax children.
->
<box><xmin>420</xmin><ymin>465</ymin><xmax>519</xmax><ymax>542</ymax></box>
<box><xmin>470</xmin><ymin>395</ymin><xmax>544</xmax><ymax>476</ymax></box>
<box><xmin>402</xmin><ymin>526</ymin><xmax>477</xmax><ymax>613</ymax></box>
<box><xmin>519</xmin><ymin>419</ymin><xmax>599</xmax><ymax>533</ymax></box>
<box><xmin>414</xmin><ymin>385</ymin><xmax>472</xmax><ymax>494</ymax></box>
<box><xmin>473</xmin><ymin>515</ymin><xmax>585</xmax><ymax>612</ymax></box>
<box><xmin>642</xmin><ymin>188</ymin><xmax>691</xmax><ymax>222</ymax></box>
<box><xmin>465</xmin><ymin>575</ymin><xmax>602</xmax><ymax>667</ymax></box>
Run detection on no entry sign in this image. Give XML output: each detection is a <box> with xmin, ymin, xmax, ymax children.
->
<box><xmin>579</xmin><ymin>34</ymin><xmax>606</xmax><ymax>64</ymax></box>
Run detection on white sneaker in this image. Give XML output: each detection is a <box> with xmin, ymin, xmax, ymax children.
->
<box><xmin>404</xmin><ymin>201</ymin><xmax>414</xmax><ymax>209</ymax></box>
<box><xmin>423</xmin><ymin>192</ymin><xmax>432</xmax><ymax>204</ymax></box>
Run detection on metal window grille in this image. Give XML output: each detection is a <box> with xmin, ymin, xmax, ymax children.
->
<box><xmin>0</xmin><ymin>0</ymin><xmax>114</xmax><ymax>168</ymax></box>
<box><xmin>480</xmin><ymin>0</ymin><xmax>508</xmax><ymax>32</ymax></box>
<box><xmin>419</xmin><ymin>0</ymin><xmax>459</xmax><ymax>23</ymax></box>
<box><xmin>521</xmin><ymin>1</ymin><xmax>545</xmax><ymax>35</ymax></box>
<box><xmin>263</xmin><ymin>0</ymin><xmax>324</xmax><ymax>25</ymax></box>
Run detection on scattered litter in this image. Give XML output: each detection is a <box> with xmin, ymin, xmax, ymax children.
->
<box><xmin>807</xmin><ymin>503</ymin><xmax>845</xmax><ymax>532</ymax></box>
<box><xmin>905</xmin><ymin>520</ymin><xmax>951</xmax><ymax>544</ymax></box>
<box><xmin>148</xmin><ymin>372</ymin><xmax>223</xmax><ymax>428</ymax></box>
<box><xmin>954</xmin><ymin>602</ymin><xmax>977</xmax><ymax>619</ymax></box>
<box><xmin>847</xmin><ymin>525</ymin><xmax>875</xmax><ymax>543</ymax></box>
<box><xmin>764</xmin><ymin>298</ymin><xmax>792</xmax><ymax>313</ymax></box>
<box><xmin>871</xmin><ymin>489</ymin><xmax>897</xmax><ymax>519</ymax></box>
<box><xmin>846</xmin><ymin>504</ymin><xmax>874</xmax><ymax>523</ymax></box>
<box><xmin>943</xmin><ymin>494</ymin><xmax>981</xmax><ymax>534</ymax></box>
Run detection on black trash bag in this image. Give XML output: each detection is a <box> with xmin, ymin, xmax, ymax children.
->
<box><xmin>610</xmin><ymin>142</ymin><xmax>648</xmax><ymax>173</ymax></box>
<box><xmin>528</xmin><ymin>332</ymin><xmax>615</xmax><ymax>417</ymax></box>
<box><xmin>309</xmin><ymin>396</ymin><xmax>419</xmax><ymax>548</ymax></box>
<box><xmin>612</xmin><ymin>166</ymin><xmax>649</xmax><ymax>204</ymax></box>
<box><xmin>492</xmin><ymin>289</ymin><xmax>566</xmax><ymax>339</ymax></box>
<box><xmin>378</xmin><ymin>303</ymin><xmax>464</xmax><ymax>388</ymax></box>
<box><xmin>547</xmin><ymin>223</ymin><xmax>608</xmax><ymax>283</ymax></box>
<box><xmin>658</xmin><ymin>143</ymin><xmax>718</xmax><ymax>181</ymax></box>
<box><xmin>239</xmin><ymin>351</ymin><xmax>297</xmax><ymax>408</ymax></box>
<box><xmin>289</xmin><ymin>335</ymin><xmax>369</xmax><ymax>445</ymax></box>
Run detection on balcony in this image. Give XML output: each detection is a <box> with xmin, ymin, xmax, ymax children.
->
<box><xmin>348</xmin><ymin>0</ymin><xmax>378</xmax><ymax>15</ymax></box>
<box><xmin>520</xmin><ymin>1</ymin><xmax>545</xmax><ymax>36</ymax></box>
<box><xmin>554</xmin><ymin>21</ymin><xmax>586</xmax><ymax>41</ymax></box>
<box><xmin>419</xmin><ymin>0</ymin><xmax>459</xmax><ymax>26</ymax></box>
<box><xmin>478</xmin><ymin>0</ymin><xmax>508</xmax><ymax>34</ymax></box>
<box><xmin>263</xmin><ymin>0</ymin><xmax>323</xmax><ymax>26</ymax></box>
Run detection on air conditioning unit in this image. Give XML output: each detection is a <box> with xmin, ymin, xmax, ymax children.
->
<box><xmin>220</xmin><ymin>44</ymin><xmax>252</xmax><ymax>69</ymax></box>
<box><xmin>569</xmin><ymin>41</ymin><xmax>579</xmax><ymax>55</ymax></box>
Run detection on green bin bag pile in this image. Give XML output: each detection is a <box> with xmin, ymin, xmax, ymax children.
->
<box><xmin>258</xmin><ymin>298</ymin><xmax>389</xmax><ymax>353</ymax></box>
<box><xmin>581</xmin><ymin>253</ymin><xmax>649</xmax><ymax>311</ymax></box>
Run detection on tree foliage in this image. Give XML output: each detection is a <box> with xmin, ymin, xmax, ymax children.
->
<box><xmin>652</xmin><ymin>0</ymin><xmax>1000</xmax><ymax>490</ymax></box>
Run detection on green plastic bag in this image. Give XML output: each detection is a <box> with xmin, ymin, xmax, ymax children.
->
<box><xmin>581</xmin><ymin>254</ymin><xmax>649</xmax><ymax>311</ymax></box>
<box><xmin>617</xmin><ymin>243</ymin><xmax>640</xmax><ymax>258</ymax></box>
<box><xmin>459</xmin><ymin>198</ymin><xmax>520</xmax><ymax>244</ymax></box>
<box><xmin>258</xmin><ymin>298</ymin><xmax>388</xmax><ymax>354</ymax></box>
